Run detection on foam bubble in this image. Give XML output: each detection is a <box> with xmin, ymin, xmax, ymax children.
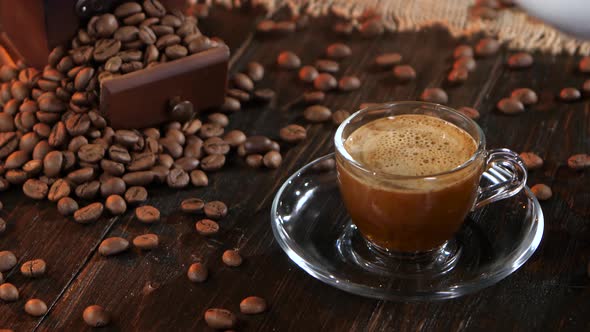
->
<box><xmin>344</xmin><ymin>115</ymin><xmax>477</xmax><ymax>176</ymax></box>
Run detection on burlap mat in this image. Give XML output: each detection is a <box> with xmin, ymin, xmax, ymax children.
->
<box><xmin>211</xmin><ymin>0</ymin><xmax>590</xmax><ymax>55</ymax></box>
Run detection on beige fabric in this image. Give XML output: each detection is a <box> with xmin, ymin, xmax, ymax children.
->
<box><xmin>212</xmin><ymin>0</ymin><xmax>590</xmax><ymax>55</ymax></box>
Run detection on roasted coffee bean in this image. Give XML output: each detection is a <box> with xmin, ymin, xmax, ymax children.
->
<box><xmin>220</xmin><ymin>96</ymin><xmax>241</xmax><ymax>112</ymax></box>
<box><xmin>0</xmin><ymin>113</ymin><xmax>15</xmax><ymax>132</ymax></box>
<box><xmin>190</xmin><ymin>170</ymin><xmax>208</xmax><ymax>187</ymax></box>
<box><xmin>158</xmin><ymin>153</ymin><xmax>174</xmax><ymax>168</ymax></box>
<box><xmin>507</xmin><ymin>52</ymin><xmax>534</xmax><ymax>69</ymax></box>
<box><xmin>203</xmin><ymin>137</ymin><xmax>230</xmax><ymax>155</ymax></box>
<box><xmin>331</xmin><ymin>109</ymin><xmax>351</xmax><ymax>125</ymax></box>
<box><xmin>124</xmin><ymin>186</ymin><xmax>148</xmax><ymax>205</ymax></box>
<box><xmin>103</xmin><ymin>195</ymin><xmax>126</xmax><ymax>216</ymax></box>
<box><xmin>303</xmin><ymin>91</ymin><xmax>325</xmax><ymax>104</ymax></box>
<box><xmin>475</xmin><ymin>38</ymin><xmax>500</xmax><ymax>57</ymax></box>
<box><xmin>156</xmin><ymin>34</ymin><xmax>181</xmax><ymax>49</ymax></box>
<box><xmin>5</xmin><ymin>169</ymin><xmax>29</xmax><ymax>184</ymax></box>
<box><xmin>83</xmin><ymin>305</ymin><xmax>110</xmax><ymax>327</ymax></box>
<box><xmin>136</xmin><ymin>205</ymin><xmax>160</xmax><ymax>223</ymax></box>
<box><xmin>56</xmin><ymin>56</ymin><xmax>75</xmax><ymax>73</ymax></box>
<box><xmin>204</xmin><ymin>308</ymin><xmax>237</xmax><ymax>329</ymax></box>
<box><xmin>168</xmin><ymin>100</ymin><xmax>194</xmax><ymax>123</ymax></box>
<box><xmin>420</xmin><ymin>88</ymin><xmax>448</xmax><ymax>104</ymax></box>
<box><xmin>108</xmin><ymin>145</ymin><xmax>131</xmax><ymax>164</ymax></box>
<box><xmin>263</xmin><ymin>151</ymin><xmax>282</xmax><ymax>169</ymax></box>
<box><xmin>138</xmin><ymin>25</ymin><xmax>157</xmax><ymax>45</ymax></box>
<box><xmin>76</xmin><ymin>181</ymin><xmax>100</xmax><ymax>199</ymax></box>
<box><xmin>187</xmin><ymin>36</ymin><xmax>214</xmax><ymax>54</ymax></box>
<box><xmin>559</xmin><ymin>88</ymin><xmax>581</xmax><ymax>102</ymax></box>
<box><xmin>531</xmin><ymin>184</ymin><xmax>552</xmax><ymax>200</ymax></box>
<box><xmin>123</xmin><ymin>171</ymin><xmax>154</xmax><ymax>186</ymax></box>
<box><xmin>339</xmin><ymin>76</ymin><xmax>361</xmax><ymax>91</ymax></box>
<box><xmin>243</xmin><ymin>136</ymin><xmax>273</xmax><ymax>154</ymax></box>
<box><xmin>222</xmin><ymin>249</ymin><xmax>242</xmax><ymax>267</ymax></box>
<box><xmin>280</xmin><ymin>124</ymin><xmax>306</xmax><ymax>143</ymax></box>
<box><xmin>66</xmin><ymin>167</ymin><xmax>94</xmax><ymax>184</ymax></box>
<box><xmin>298</xmin><ymin>66</ymin><xmax>319</xmax><ymax>83</ymax></box>
<box><xmin>454</xmin><ymin>56</ymin><xmax>477</xmax><ymax>72</ymax></box>
<box><xmin>223</xmin><ymin>130</ymin><xmax>246</xmax><ymax>148</ymax></box>
<box><xmin>78</xmin><ymin>144</ymin><xmax>105</xmax><ymax>163</ymax></box>
<box><xmin>48</xmin><ymin>122</ymin><xmax>67</xmax><ymax>148</ymax></box>
<box><xmin>165</xmin><ymin>44</ymin><xmax>188</xmax><ymax>59</ymax></box>
<box><xmin>333</xmin><ymin>21</ymin><xmax>354</xmax><ymax>35</ymax></box>
<box><xmin>20</xmin><ymin>259</ymin><xmax>46</xmax><ymax>277</ymax></box>
<box><xmin>447</xmin><ymin>68</ymin><xmax>469</xmax><ymax>84</ymax></box>
<box><xmin>93</xmin><ymin>39</ymin><xmax>122</xmax><ymax>62</ymax></box>
<box><xmin>359</xmin><ymin>18</ymin><xmax>385</xmax><ymax>37</ymax></box>
<box><xmin>0</xmin><ymin>283</ymin><xmax>19</xmax><ymax>302</ymax></box>
<box><xmin>375</xmin><ymin>53</ymin><xmax>402</xmax><ymax>68</ymax></box>
<box><xmin>0</xmin><ymin>133</ymin><xmax>19</xmax><ymax>159</ymax></box>
<box><xmin>0</xmin><ymin>65</ymin><xmax>18</xmax><ymax>82</ymax></box>
<box><xmin>199</xmin><ymin>123</ymin><xmax>224</xmax><ymax>139</ymax></box>
<box><xmin>497</xmin><ymin>98</ymin><xmax>525</xmax><ymax>114</ymax></box>
<box><xmin>227</xmin><ymin>89</ymin><xmax>250</xmax><ymax>102</ymax></box>
<box><xmin>315</xmin><ymin>60</ymin><xmax>339</xmax><ymax>73</ymax></box>
<box><xmin>173</xmin><ymin>157</ymin><xmax>200</xmax><ymax>171</ymax></box>
<box><xmin>128</xmin><ymin>152</ymin><xmax>156</xmax><ymax>171</ymax></box>
<box><xmin>393</xmin><ymin>65</ymin><xmax>416</xmax><ymax>82</ymax></box>
<box><xmin>114</xmin><ymin>2</ymin><xmax>142</xmax><ymax>18</ymax></box>
<box><xmin>247</xmin><ymin>61</ymin><xmax>264</xmax><ymax>82</ymax></box>
<box><xmin>11</xmin><ymin>81</ymin><xmax>30</xmax><ymax>101</ymax></box>
<box><xmin>124</xmin><ymin>12</ymin><xmax>145</xmax><ymax>25</ymax></box>
<box><xmin>120</xmin><ymin>61</ymin><xmax>144</xmax><ymax>73</ymax></box>
<box><xmin>253</xmin><ymin>88</ymin><xmax>275</xmax><ymax>102</ymax></box>
<box><xmin>24</xmin><ymin>299</ymin><xmax>48</xmax><ymax>317</ymax></box>
<box><xmin>567</xmin><ymin>154</ymin><xmax>590</xmax><ymax>170</ymax></box>
<box><xmin>73</xmin><ymin>202</ymin><xmax>103</xmax><ymax>223</ymax></box>
<box><xmin>23</xmin><ymin>179</ymin><xmax>48</xmax><ymax>200</ymax></box>
<box><xmin>72</xmin><ymin>46</ymin><xmax>94</xmax><ymax>65</ymax></box>
<box><xmin>37</xmin><ymin>79</ymin><xmax>59</xmax><ymax>91</ymax></box>
<box><xmin>65</xmin><ymin>114</ymin><xmax>91</xmax><ymax>136</ymax></box>
<box><xmin>133</xmin><ymin>233</ymin><xmax>159</xmax><ymax>250</ymax></box>
<box><xmin>151</xmin><ymin>24</ymin><xmax>174</xmax><ymax>37</ymax></box>
<box><xmin>240</xmin><ymin>296</ymin><xmax>267</xmax><ymax>314</ymax></box>
<box><xmin>277</xmin><ymin>51</ymin><xmax>301</xmax><ymax>69</ymax></box>
<box><xmin>118</xmin><ymin>50</ymin><xmax>142</xmax><ymax>62</ymax></box>
<box><xmin>144</xmin><ymin>0</ymin><xmax>166</xmax><ymax>17</ymax></box>
<box><xmin>0</xmin><ymin>251</ymin><xmax>17</xmax><ymax>271</ymax></box>
<box><xmin>33</xmin><ymin>123</ymin><xmax>51</xmax><ymax>138</ymax></box>
<box><xmin>100</xmin><ymin>177</ymin><xmax>126</xmax><ymax>196</ymax></box>
<box><xmin>578</xmin><ymin>56</ymin><xmax>590</xmax><ymax>73</ymax></box>
<box><xmin>203</xmin><ymin>201</ymin><xmax>227</xmax><ymax>219</ymax></box>
<box><xmin>43</xmin><ymin>151</ymin><xmax>63</xmax><ymax>177</ymax></box>
<box><xmin>196</xmin><ymin>219</ymin><xmax>219</xmax><ymax>236</ymax></box>
<box><xmin>313</xmin><ymin>73</ymin><xmax>337</xmax><ymax>91</ymax></box>
<box><xmin>181</xmin><ymin>198</ymin><xmax>205</xmax><ymax>213</ymax></box>
<box><xmin>187</xmin><ymin>262</ymin><xmax>208</xmax><ymax>282</ymax></box>
<box><xmin>453</xmin><ymin>45</ymin><xmax>473</xmax><ymax>59</ymax></box>
<box><xmin>507</xmin><ymin>88</ymin><xmax>537</xmax><ymax>106</ymax></box>
<box><xmin>207</xmin><ymin>113</ymin><xmax>229</xmax><ymax>128</ymax></box>
<box><xmin>161</xmin><ymin>14</ymin><xmax>182</xmax><ymax>27</ymax></box>
<box><xmin>18</xmin><ymin>68</ymin><xmax>40</xmax><ymax>88</ymax></box>
<box><xmin>57</xmin><ymin>197</ymin><xmax>78</xmax><ymax>216</ymax></box>
<box><xmin>519</xmin><ymin>152</ymin><xmax>543</xmax><ymax>170</ymax></box>
<box><xmin>5</xmin><ymin>150</ymin><xmax>29</xmax><ymax>169</ymax></box>
<box><xmin>304</xmin><ymin>105</ymin><xmax>332</xmax><ymax>122</ymax></box>
<box><xmin>326</xmin><ymin>43</ymin><xmax>351</xmax><ymax>59</ymax></box>
<box><xmin>245</xmin><ymin>154</ymin><xmax>263</xmax><ymax>168</ymax></box>
<box><xmin>167</xmin><ymin>168</ymin><xmax>189</xmax><ymax>188</ymax></box>
<box><xmin>0</xmin><ymin>178</ymin><xmax>9</xmax><ymax>191</ymax></box>
<box><xmin>457</xmin><ymin>107</ymin><xmax>480</xmax><ymax>120</ymax></box>
<box><xmin>233</xmin><ymin>73</ymin><xmax>254</xmax><ymax>92</ymax></box>
<box><xmin>99</xmin><ymin>237</ymin><xmax>129</xmax><ymax>256</ymax></box>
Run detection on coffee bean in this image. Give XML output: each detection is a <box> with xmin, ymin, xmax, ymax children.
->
<box><xmin>453</xmin><ymin>45</ymin><xmax>474</xmax><ymax>59</ymax></box>
<box><xmin>203</xmin><ymin>201</ymin><xmax>227</xmax><ymax>219</ymax></box>
<box><xmin>263</xmin><ymin>151</ymin><xmax>282</xmax><ymax>169</ymax></box>
<box><xmin>246</xmin><ymin>61</ymin><xmax>264</xmax><ymax>82</ymax></box>
<box><xmin>240</xmin><ymin>296</ymin><xmax>267</xmax><ymax>314</ymax></box>
<box><xmin>277</xmin><ymin>51</ymin><xmax>301</xmax><ymax>69</ymax></box>
<box><xmin>78</xmin><ymin>144</ymin><xmax>105</xmax><ymax>163</ymax></box>
<box><xmin>75</xmin><ymin>181</ymin><xmax>100</xmax><ymax>199</ymax></box>
<box><xmin>315</xmin><ymin>60</ymin><xmax>339</xmax><ymax>73</ymax></box>
<box><xmin>124</xmin><ymin>186</ymin><xmax>148</xmax><ymax>205</ymax></box>
<box><xmin>575</xmin><ymin>55</ymin><xmax>590</xmax><ymax>74</ymax></box>
<box><xmin>144</xmin><ymin>0</ymin><xmax>166</xmax><ymax>17</ymax></box>
<box><xmin>0</xmin><ymin>178</ymin><xmax>9</xmax><ymax>191</ymax></box>
<box><xmin>457</xmin><ymin>107</ymin><xmax>480</xmax><ymax>120</ymax></box>
<box><xmin>136</xmin><ymin>205</ymin><xmax>160</xmax><ymax>223</ymax></box>
<box><xmin>57</xmin><ymin>197</ymin><xmax>78</xmax><ymax>216</ymax></box>
<box><xmin>0</xmin><ymin>283</ymin><xmax>19</xmax><ymax>302</ymax></box>
<box><xmin>128</xmin><ymin>152</ymin><xmax>156</xmax><ymax>171</ymax></box>
<box><xmin>303</xmin><ymin>91</ymin><xmax>325</xmax><ymax>104</ymax></box>
<box><xmin>198</xmin><ymin>123</ymin><xmax>224</xmax><ymax>139</ymax></box>
<box><xmin>181</xmin><ymin>198</ymin><xmax>205</xmax><ymax>214</ymax></box>
<box><xmin>165</xmin><ymin>168</ymin><xmax>189</xmax><ymax>188</ymax></box>
<box><xmin>332</xmin><ymin>110</ymin><xmax>351</xmax><ymax>125</ymax></box>
<box><xmin>454</xmin><ymin>56</ymin><xmax>477</xmax><ymax>72</ymax></box>
<box><xmin>114</xmin><ymin>2</ymin><xmax>142</xmax><ymax>18</ymax></box>
<box><xmin>196</xmin><ymin>219</ymin><xmax>220</xmax><ymax>236</ymax></box>
<box><xmin>104</xmin><ymin>194</ymin><xmax>126</xmax><ymax>215</ymax></box>
<box><xmin>222</xmin><ymin>249</ymin><xmax>242</xmax><ymax>267</ymax></box>
<box><xmin>244</xmin><ymin>136</ymin><xmax>273</xmax><ymax>154</ymax></box>
<box><xmin>0</xmin><ymin>218</ymin><xmax>5</xmax><ymax>234</ymax></box>
<box><xmin>338</xmin><ymin>76</ymin><xmax>361</xmax><ymax>91</ymax></box>
<box><xmin>93</xmin><ymin>39</ymin><xmax>122</xmax><ymax>62</ymax></box>
<box><xmin>420</xmin><ymin>88</ymin><xmax>448</xmax><ymax>104</ymax></box>
<box><xmin>531</xmin><ymin>184</ymin><xmax>552</xmax><ymax>200</ymax></box>
<box><xmin>124</xmin><ymin>12</ymin><xmax>145</xmax><ymax>25</ymax></box>
<box><xmin>66</xmin><ymin>167</ymin><xmax>94</xmax><ymax>184</ymax></box>
<box><xmin>475</xmin><ymin>38</ymin><xmax>500</xmax><ymax>57</ymax></box>
<box><xmin>204</xmin><ymin>308</ymin><xmax>237</xmax><ymax>329</ymax></box>
<box><xmin>507</xmin><ymin>52</ymin><xmax>534</xmax><ymax>69</ymax></box>
<box><xmin>511</xmin><ymin>88</ymin><xmax>538</xmax><ymax>105</ymax></box>
<box><xmin>233</xmin><ymin>73</ymin><xmax>254</xmax><ymax>92</ymax></box>
<box><xmin>567</xmin><ymin>154</ymin><xmax>590</xmax><ymax>170</ymax></box>
<box><xmin>359</xmin><ymin>18</ymin><xmax>384</xmax><ymax>37</ymax></box>
<box><xmin>173</xmin><ymin>157</ymin><xmax>199</xmax><ymax>172</ymax></box>
<box><xmin>304</xmin><ymin>105</ymin><xmax>332</xmax><ymax>122</ymax></box>
<box><xmin>0</xmin><ymin>251</ymin><xmax>17</xmax><ymax>271</ymax></box>
<box><xmin>74</xmin><ymin>202</ymin><xmax>104</xmax><ymax>223</ymax></box>
<box><xmin>227</xmin><ymin>89</ymin><xmax>250</xmax><ymax>103</ymax></box>
<box><xmin>223</xmin><ymin>130</ymin><xmax>246</xmax><ymax>148</ymax></box>
<box><xmin>0</xmin><ymin>65</ymin><xmax>18</xmax><ymax>82</ymax></box>
<box><xmin>333</xmin><ymin>22</ymin><xmax>354</xmax><ymax>35</ymax></box>
<box><xmin>187</xmin><ymin>262</ymin><xmax>208</xmax><ymax>282</ymax></box>
<box><xmin>190</xmin><ymin>170</ymin><xmax>208</xmax><ymax>187</ymax></box>
<box><xmin>165</xmin><ymin>44</ymin><xmax>188</xmax><ymax>59</ymax></box>
<box><xmin>83</xmin><ymin>305</ymin><xmax>110</xmax><ymax>327</ymax></box>
<box><xmin>206</xmin><ymin>114</ymin><xmax>229</xmax><ymax>129</ymax></box>
<box><xmin>5</xmin><ymin>150</ymin><xmax>29</xmax><ymax>169</ymax></box>
<box><xmin>5</xmin><ymin>170</ymin><xmax>29</xmax><ymax>185</ymax></box>
<box><xmin>220</xmin><ymin>96</ymin><xmax>241</xmax><ymax>112</ymax></box>
<box><xmin>447</xmin><ymin>68</ymin><xmax>469</xmax><ymax>84</ymax></box>
<box><xmin>100</xmin><ymin>177</ymin><xmax>126</xmax><ymax>197</ymax></box>
<box><xmin>245</xmin><ymin>154</ymin><xmax>263</xmax><ymax>168</ymax></box>
<box><xmin>559</xmin><ymin>88</ymin><xmax>581</xmax><ymax>102</ymax></box>
<box><xmin>43</xmin><ymin>151</ymin><xmax>63</xmax><ymax>177</ymax></box>
<box><xmin>298</xmin><ymin>66</ymin><xmax>319</xmax><ymax>83</ymax></box>
<box><xmin>393</xmin><ymin>65</ymin><xmax>416</xmax><ymax>82</ymax></box>
<box><xmin>23</xmin><ymin>179</ymin><xmax>48</xmax><ymax>200</ymax></box>
<box><xmin>519</xmin><ymin>152</ymin><xmax>543</xmax><ymax>170</ymax></box>
<box><xmin>497</xmin><ymin>98</ymin><xmax>525</xmax><ymax>114</ymax></box>
<box><xmin>280</xmin><ymin>124</ymin><xmax>306</xmax><ymax>143</ymax></box>
<box><xmin>133</xmin><ymin>233</ymin><xmax>159</xmax><ymax>250</ymax></box>
<box><xmin>313</xmin><ymin>73</ymin><xmax>337</xmax><ymax>91</ymax></box>
<box><xmin>99</xmin><ymin>237</ymin><xmax>129</xmax><ymax>256</ymax></box>
<box><xmin>373</xmin><ymin>53</ymin><xmax>402</xmax><ymax>68</ymax></box>
<box><xmin>326</xmin><ymin>43</ymin><xmax>351</xmax><ymax>59</ymax></box>
<box><xmin>20</xmin><ymin>259</ymin><xmax>46</xmax><ymax>277</ymax></box>
<box><xmin>24</xmin><ymin>299</ymin><xmax>48</xmax><ymax>317</ymax></box>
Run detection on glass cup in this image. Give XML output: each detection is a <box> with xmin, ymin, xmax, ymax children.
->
<box><xmin>334</xmin><ymin>102</ymin><xmax>527</xmax><ymax>275</ymax></box>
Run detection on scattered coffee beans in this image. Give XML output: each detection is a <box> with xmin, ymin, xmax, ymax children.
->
<box><xmin>280</xmin><ymin>124</ymin><xmax>307</xmax><ymax>143</ymax></box>
<box><xmin>339</xmin><ymin>76</ymin><xmax>361</xmax><ymax>91</ymax></box>
<box><xmin>24</xmin><ymin>299</ymin><xmax>48</xmax><ymax>317</ymax></box>
<box><xmin>392</xmin><ymin>65</ymin><xmax>416</xmax><ymax>82</ymax></box>
<box><xmin>181</xmin><ymin>198</ymin><xmax>205</xmax><ymax>213</ymax></box>
<box><xmin>559</xmin><ymin>88</ymin><xmax>581</xmax><ymax>102</ymax></box>
<box><xmin>304</xmin><ymin>105</ymin><xmax>332</xmax><ymax>122</ymax></box>
<box><xmin>74</xmin><ymin>203</ymin><xmax>104</xmax><ymax>224</ymax></box>
<box><xmin>457</xmin><ymin>107</ymin><xmax>480</xmax><ymax>120</ymax></box>
<box><xmin>203</xmin><ymin>201</ymin><xmax>227</xmax><ymax>219</ymax></box>
<box><xmin>375</xmin><ymin>53</ymin><xmax>402</xmax><ymax>67</ymax></box>
<box><xmin>313</xmin><ymin>73</ymin><xmax>337</xmax><ymax>91</ymax></box>
<box><xmin>277</xmin><ymin>51</ymin><xmax>301</xmax><ymax>69</ymax></box>
<box><xmin>222</xmin><ymin>249</ymin><xmax>243</xmax><ymax>267</ymax></box>
<box><xmin>507</xmin><ymin>52</ymin><xmax>534</xmax><ymax>69</ymax></box>
<box><xmin>475</xmin><ymin>38</ymin><xmax>500</xmax><ymax>57</ymax></box>
<box><xmin>519</xmin><ymin>152</ymin><xmax>543</xmax><ymax>170</ymax></box>
<box><xmin>99</xmin><ymin>237</ymin><xmax>130</xmax><ymax>256</ymax></box>
<box><xmin>187</xmin><ymin>262</ymin><xmax>208</xmax><ymax>282</ymax></box>
<box><xmin>83</xmin><ymin>305</ymin><xmax>110</xmax><ymax>327</ymax></box>
<box><xmin>0</xmin><ymin>251</ymin><xmax>17</xmax><ymax>272</ymax></box>
<box><xmin>531</xmin><ymin>184</ymin><xmax>552</xmax><ymax>200</ymax></box>
<box><xmin>196</xmin><ymin>219</ymin><xmax>220</xmax><ymax>236</ymax></box>
<box><xmin>136</xmin><ymin>205</ymin><xmax>160</xmax><ymax>223</ymax></box>
<box><xmin>240</xmin><ymin>296</ymin><xmax>267</xmax><ymax>314</ymax></box>
<box><xmin>20</xmin><ymin>259</ymin><xmax>46</xmax><ymax>277</ymax></box>
<box><xmin>133</xmin><ymin>234</ymin><xmax>159</xmax><ymax>250</ymax></box>
<box><xmin>497</xmin><ymin>98</ymin><xmax>524</xmax><ymax>114</ymax></box>
<box><xmin>204</xmin><ymin>308</ymin><xmax>237</xmax><ymax>329</ymax></box>
<box><xmin>190</xmin><ymin>170</ymin><xmax>208</xmax><ymax>187</ymax></box>
<box><xmin>567</xmin><ymin>154</ymin><xmax>590</xmax><ymax>170</ymax></box>
<box><xmin>0</xmin><ymin>283</ymin><xmax>19</xmax><ymax>302</ymax></box>
<box><xmin>420</xmin><ymin>88</ymin><xmax>448</xmax><ymax>104</ymax></box>
<box><xmin>326</xmin><ymin>43</ymin><xmax>352</xmax><ymax>59</ymax></box>
<box><xmin>105</xmin><ymin>195</ymin><xmax>127</xmax><ymax>215</ymax></box>
<box><xmin>511</xmin><ymin>88</ymin><xmax>538</xmax><ymax>105</ymax></box>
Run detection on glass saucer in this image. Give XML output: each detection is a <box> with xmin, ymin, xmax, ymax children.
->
<box><xmin>271</xmin><ymin>153</ymin><xmax>544</xmax><ymax>301</ymax></box>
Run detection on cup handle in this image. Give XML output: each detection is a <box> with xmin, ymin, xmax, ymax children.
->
<box><xmin>473</xmin><ymin>148</ymin><xmax>528</xmax><ymax>210</ymax></box>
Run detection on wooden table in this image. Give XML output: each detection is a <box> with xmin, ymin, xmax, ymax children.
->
<box><xmin>1</xmin><ymin>7</ymin><xmax>589</xmax><ymax>331</ymax></box>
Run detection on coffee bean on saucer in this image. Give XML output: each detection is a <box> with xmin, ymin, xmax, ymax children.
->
<box><xmin>559</xmin><ymin>88</ymin><xmax>581</xmax><ymax>102</ymax></box>
<box><xmin>245</xmin><ymin>154</ymin><xmax>264</xmax><ymax>168</ymax></box>
<box><xmin>233</xmin><ymin>73</ymin><xmax>254</xmax><ymax>92</ymax></box>
<box><xmin>339</xmin><ymin>76</ymin><xmax>361</xmax><ymax>91</ymax></box>
<box><xmin>74</xmin><ymin>202</ymin><xmax>104</xmax><ymax>223</ymax></box>
<box><xmin>203</xmin><ymin>201</ymin><xmax>227</xmax><ymax>219</ymax></box>
<box><xmin>579</xmin><ymin>57</ymin><xmax>590</xmax><ymax>73</ymax></box>
<box><xmin>133</xmin><ymin>234</ymin><xmax>159</xmax><ymax>250</ymax></box>
<box><xmin>511</xmin><ymin>88</ymin><xmax>538</xmax><ymax>105</ymax></box>
<box><xmin>567</xmin><ymin>154</ymin><xmax>590</xmax><ymax>170</ymax></box>
<box><xmin>99</xmin><ymin>237</ymin><xmax>129</xmax><ymax>256</ymax></box>
<box><xmin>105</xmin><ymin>195</ymin><xmax>127</xmax><ymax>215</ymax></box>
<box><xmin>20</xmin><ymin>259</ymin><xmax>46</xmax><ymax>277</ymax></box>
<box><xmin>475</xmin><ymin>38</ymin><xmax>500</xmax><ymax>57</ymax></box>
<box><xmin>507</xmin><ymin>52</ymin><xmax>534</xmax><ymax>69</ymax></box>
<box><xmin>315</xmin><ymin>60</ymin><xmax>339</xmax><ymax>73</ymax></box>
<box><xmin>25</xmin><ymin>299</ymin><xmax>48</xmax><ymax>317</ymax></box>
<box><xmin>57</xmin><ymin>197</ymin><xmax>78</xmax><ymax>216</ymax></box>
<box><xmin>222</xmin><ymin>249</ymin><xmax>243</xmax><ymax>267</ymax></box>
<box><xmin>136</xmin><ymin>205</ymin><xmax>160</xmax><ymax>223</ymax></box>
<box><xmin>519</xmin><ymin>152</ymin><xmax>543</xmax><ymax>170</ymax></box>
<box><xmin>299</xmin><ymin>66</ymin><xmax>318</xmax><ymax>83</ymax></box>
<box><xmin>280</xmin><ymin>124</ymin><xmax>306</xmax><ymax>143</ymax></box>
<box><xmin>375</xmin><ymin>53</ymin><xmax>402</xmax><ymax>67</ymax></box>
<box><xmin>0</xmin><ymin>283</ymin><xmax>19</xmax><ymax>301</ymax></box>
<box><xmin>253</xmin><ymin>88</ymin><xmax>276</xmax><ymax>102</ymax></box>
<box><xmin>263</xmin><ymin>151</ymin><xmax>282</xmax><ymax>169</ymax></box>
<box><xmin>125</xmin><ymin>186</ymin><xmax>148</xmax><ymax>205</ymax></box>
<box><xmin>303</xmin><ymin>91</ymin><xmax>325</xmax><ymax>104</ymax></box>
<box><xmin>420</xmin><ymin>88</ymin><xmax>448</xmax><ymax>104</ymax></box>
<box><xmin>0</xmin><ymin>251</ymin><xmax>17</xmax><ymax>272</ymax></box>
<box><xmin>457</xmin><ymin>107</ymin><xmax>480</xmax><ymax>120</ymax></box>
<box><xmin>181</xmin><ymin>198</ymin><xmax>205</xmax><ymax>213</ymax></box>
<box><xmin>277</xmin><ymin>51</ymin><xmax>301</xmax><ymax>69</ymax></box>
<box><xmin>190</xmin><ymin>170</ymin><xmax>209</xmax><ymax>187</ymax></box>
<box><xmin>247</xmin><ymin>61</ymin><xmax>264</xmax><ymax>82</ymax></box>
<box><xmin>447</xmin><ymin>68</ymin><xmax>468</xmax><ymax>84</ymax></box>
<box><xmin>453</xmin><ymin>45</ymin><xmax>473</xmax><ymax>59</ymax></box>
<box><xmin>204</xmin><ymin>308</ymin><xmax>237</xmax><ymax>330</ymax></box>
<box><xmin>313</xmin><ymin>73</ymin><xmax>337</xmax><ymax>91</ymax></box>
<box><xmin>304</xmin><ymin>105</ymin><xmax>332</xmax><ymax>122</ymax></box>
<box><xmin>497</xmin><ymin>98</ymin><xmax>525</xmax><ymax>114</ymax></box>
<box><xmin>454</xmin><ymin>56</ymin><xmax>476</xmax><ymax>72</ymax></box>
<box><xmin>187</xmin><ymin>262</ymin><xmax>208</xmax><ymax>282</ymax></box>
<box><xmin>240</xmin><ymin>296</ymin><xmax>267</xmax><ymax>314</ymax></box>
<box><xmin>196</xmin><ymin>219</ymin><xmax>219</xmax><ymax>236</ymax></box>
<box><xmin>393</xmin><ymin>65</ymin><xmax>416</xmax><ymax>82</ymax></box>
<box><xmin>332</xmin><ymin>110</ymin><xmax>351</xmax><ymax>125</ymax></box>
<box><xmin>83</xmin><ymin>305</ymin><xmax>110</xmax><ymax>327</ymax></box>
<box><xmin>326</xmin><ymin>43</ymin><xmax>351</xmax><ymax>59</ymax></box>
<box><xmin>531</xmin><ymin>184</ymin><xmax>552</xmax><ymax>200</ymax></box>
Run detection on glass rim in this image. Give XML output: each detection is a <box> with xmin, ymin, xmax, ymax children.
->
<box><xmin>334</xmin><ymin>101</ymin><xmax>487</xmax><ymax>180</ymax></box>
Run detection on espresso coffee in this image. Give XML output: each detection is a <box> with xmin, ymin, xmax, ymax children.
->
<box><xmin>338</xmin><ymin>114</ymin><xmax>482</xmax><ymax>252</ymax></box>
